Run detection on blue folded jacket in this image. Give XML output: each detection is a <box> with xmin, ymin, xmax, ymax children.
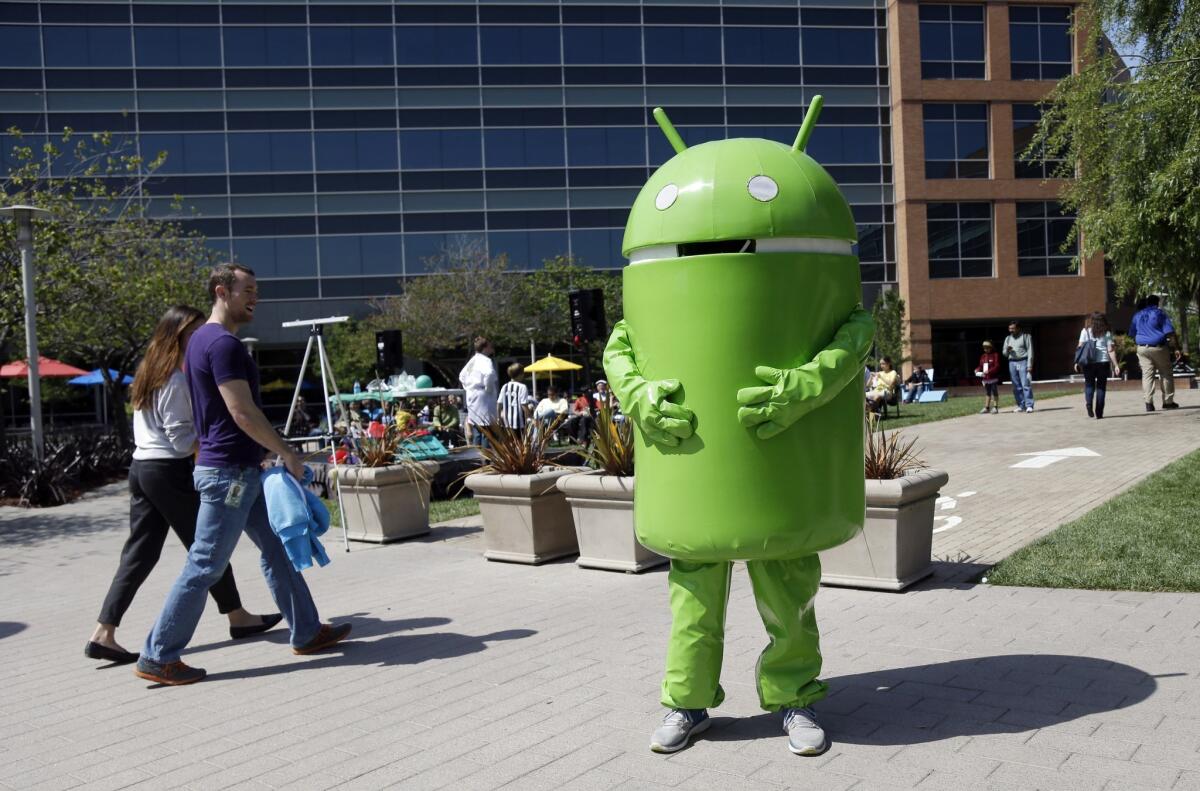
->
<box><xmin>261</xmin><ymin>466</ymin><xmax>331</xmax><ymax>572</ymax></box>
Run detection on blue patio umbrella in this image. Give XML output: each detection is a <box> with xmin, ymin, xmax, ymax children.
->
<box><xmin>67</xmin><ymin>369</ymin><xmax>134</xmax><ymax>386</ymax></box>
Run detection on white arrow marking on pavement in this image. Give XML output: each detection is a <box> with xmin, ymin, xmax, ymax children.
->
<box><xmin>938</xmin><ymin>497</ymin><xmax>957</xmax><ymax>511</ymax></box>
<box><xmin>933</xmin><ymin>516</ymin><xmax>963</xmax><ymax>534</ymax></box>
<box><xmin>956</xmin><ymin>491</ymin><xmax>976</xmax><ymax>498</ymax></box>
<box><xmin>1011</xmin><ymin>447</ymin><xmax>1101</xmax><ymax>469</ymax></box>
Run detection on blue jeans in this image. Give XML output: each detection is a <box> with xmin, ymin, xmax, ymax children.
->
<box><xmin>903</xmin><ymin>383</ymin><xmax>928</xmax><ymax>403</ymax></box>
<box><xmin>1082</xmin><ymin>362</ymin><xmax>1109</xmax><ymax>416</ymax></box>
<box><xmin>142</xmin><ymin>465</ymin><xmax>321</xmax><ymax>664</ymax></box>
<box><xmin>1009</xmin><ymin>360</ymin><xmax>1034</xmax><ymax>409</ymax></box>
<box><xmin>469</xmin><ymin>425</ymin><xmax>491</xmax><ymax>449</ymax></box>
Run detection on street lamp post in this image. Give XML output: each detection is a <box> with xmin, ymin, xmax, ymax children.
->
<box><xmin>1</xmin><ymin>205</ymin><xmax>52</xmax><ymax>461</ymax></box>
<box><xmin>525</xmin><ymin>326</ymin><xmax>538</xmax><ymax>399</ymax></box>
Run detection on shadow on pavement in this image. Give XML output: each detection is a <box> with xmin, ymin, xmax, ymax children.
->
<box><xmin>415</xmin><ymin>524</ymin><xmax>482</xmax><ymax>542</ymax></box>
<box><xmin>706</xmin><ymin>654</ymin><xmax>1163</xmax><ymax>746</ymax></box>
<box><xmin>200</xmin><ymin>619</ymin><xmax>536</xmax><ymax>682</ymax></box>
<box><xmin>0</xmin><ymin>621</ymin><xmax>27</xmax><ymax>640</ymax></box>
<box><xmin>0</xmin><ymin>508</ymin><xmax>127</xmax><ymax>548</ymax></box>
<box><xmin>188</xmin><ymin>612</ymin><xmax>451</xmax><ymax>653</ymax></box>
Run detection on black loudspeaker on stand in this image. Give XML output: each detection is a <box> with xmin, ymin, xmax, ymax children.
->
<box><xmin>375</xmin><ymin>329</ymin><xmax>403</xmax><ymax>373</ymax></box>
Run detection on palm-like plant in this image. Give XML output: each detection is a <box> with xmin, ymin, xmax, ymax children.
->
<box><xmin>585</xmin><ymin>396</ymin><xmax>634</xmax><ymax>476</ymax></box>
<box><xmin>475</xmin><ymin>417</ymin><xmax>564</xmax><ymax>475</ymax></box>
<box><xmin>864</xmin><ymin>421</ymin><xmax>926</xmax><ymax>480</ymax></box>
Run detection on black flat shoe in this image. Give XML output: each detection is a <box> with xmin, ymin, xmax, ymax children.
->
<box><xmin>230</xmin><ymin>613</ymin><xmax>283</xmax><ymax>640</ymax></box>
<box><xmin>85</xmin><ymin>641</ymin><xmax>139</xmax><ymax>664</ymax></box>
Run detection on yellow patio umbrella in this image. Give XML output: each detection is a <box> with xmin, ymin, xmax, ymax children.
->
<box><xmin>524</xmin><ymin>354</ymin><xmax>582</xmax><ymax>374</ymax></box>
<box><xmin>524</xmin><ymin>354</ymin><xmax>583</xmax><ymax>395</ymax></box>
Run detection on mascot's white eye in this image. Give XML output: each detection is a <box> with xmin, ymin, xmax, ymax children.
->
<box><xmin>655</xmin><ymin>183</ymin><xmax>678</xmax><ymax>210</ymax></box>
<box><xmin>747</xmin><ymin>175</ymin><xmax>778</xmax><ymax>202</ymax></box>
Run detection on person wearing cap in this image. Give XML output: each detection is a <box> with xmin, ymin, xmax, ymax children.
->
<box><xmin>593</xmin><ymin>379</ymin><xmax>613</xmax><ymax>410</ymax></box>
<box><xmin>975</xmin><ymin>340</ymin><xmax>1001</xmax><ymax>414</ymax></box>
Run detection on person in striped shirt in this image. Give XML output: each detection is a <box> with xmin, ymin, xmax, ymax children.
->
<box><xmin>497</xmin><ymin>362</ymin><xmax>535</xmax><ymax>430</ymax></box>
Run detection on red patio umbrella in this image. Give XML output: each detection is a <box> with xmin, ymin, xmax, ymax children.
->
<box><xmin>0</xmin><ymin>356</ymin><xmax>89</xmax><ymax>377</ymax></box>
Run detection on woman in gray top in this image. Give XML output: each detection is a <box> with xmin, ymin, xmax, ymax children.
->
<box><xmin>86</xmin><ymin>305</ymin><xmax>280</xmax><ymax>664</ymax></box>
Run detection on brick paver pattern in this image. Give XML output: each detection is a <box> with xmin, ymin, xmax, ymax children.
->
<box><xmin>2</xmin><ymin>388</ymin><xmax>1199</xmax><ymax>790</ymax></box>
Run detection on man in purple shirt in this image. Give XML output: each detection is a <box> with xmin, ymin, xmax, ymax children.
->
<box><xmin>136</xmin><ymin>264</ymin><xmax>350</xmax><ymax>685</ymax></box>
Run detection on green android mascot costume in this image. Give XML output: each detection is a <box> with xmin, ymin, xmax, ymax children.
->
<box><xmin>603</xmin><ymin>97</ymin><xmax>874</xmax><ymax>756</ymax></box>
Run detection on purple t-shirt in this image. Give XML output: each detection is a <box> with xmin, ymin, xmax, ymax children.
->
<box><xmin>185</xmin><ymin>323</ymin><xmax>263</xmax><ymax>468</ymax></box>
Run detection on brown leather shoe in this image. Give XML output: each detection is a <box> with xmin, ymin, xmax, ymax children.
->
<box><xmin>292</xmin><ymin>623</ymin><xmax>352</xmax><ymax>656</ymax></box>
<box><xmin>134</xmin><ymin>658</ymin><xmax>206</xmax><ymax>685</ymax></box>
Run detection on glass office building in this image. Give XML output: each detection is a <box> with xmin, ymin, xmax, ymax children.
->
<box><xmin>0</xmin><ymin>0</ymin><xmax>894</xmax><ymax>342</ymax></box>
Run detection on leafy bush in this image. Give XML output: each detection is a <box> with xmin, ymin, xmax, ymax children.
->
<box><xmin>0</xmin><ymin>430</ymin><xmax>128</xmax><ymax>507</ymax></box>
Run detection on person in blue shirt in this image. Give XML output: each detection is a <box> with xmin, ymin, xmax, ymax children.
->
<box><xmin>365</xmin><ymin>399</ymin><xmax>385</xmax><ymax>422</ymax></box>
<box><xmin>1128</xmin><ymin>295</ymin><xmax>1181</xmax><ymax>412</ymax></box>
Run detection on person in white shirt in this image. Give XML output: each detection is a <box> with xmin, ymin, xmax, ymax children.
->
<box><xmin>458</xmin><ymin>336</ymin><xmax>498</xmax><ymax>446</ymax></box>
<box><xmin>87</xmin><ymin>305</ymin><xmax>279</xmax><ymax>665</ymax></box>
<box><xmin>535</xmin><ymin>386</ymin><xmax>569</xmax><ymax>424</ymax></box>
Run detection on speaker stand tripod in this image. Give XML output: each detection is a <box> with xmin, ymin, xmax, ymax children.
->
<box><xmin>281</xmin><ymin>315</ymin><xmax>352</xmax><ymax>552</ymax></box>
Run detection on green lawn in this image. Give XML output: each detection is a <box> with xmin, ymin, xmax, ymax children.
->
<box><xmin>878</xmin><ymin>388</ymin><xmax>1080</xmax><ymax>431</ymax></box>
<box><xmin>986</xmin><ymin>448</ymin><xmax>1200</xmax><ymax>592</ymax></box>
<box><xmin>321</xmin><ymin>495</ymin><xmax>480</xmax><ymax>528</ymax></box>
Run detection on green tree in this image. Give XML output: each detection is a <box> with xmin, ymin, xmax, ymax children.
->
<box><xmin>1029</xmin><ymin>0</ymin><xmax>1200</xmax><ymax>316</ymax></box>
<box><xmin>516</xmin><ymin>255</ymin><xmax>622</xmax><ymax>347</ymax></box>
<box><xmin>871</xmin><ymin>289</ymin><xmax>908</xmax><ymax>366</ymax></box>
<box><xmin>319</xmin><ymin>319</ymin><xmax>380</xmax><ymax>390</ymax></box>
<box><xmin>369</xmin><ymin>236</ymin><xmax>525</xmax><ymax>381</ymax></box>
<box><xmin>0</xmin><ymin>129</ymin><xmax>214</xmax><ymax>443</ymax></box>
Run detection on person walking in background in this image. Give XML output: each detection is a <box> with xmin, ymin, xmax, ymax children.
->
<box><xmin>1129</xmin><ymin>295</ymin><xmax>1181</xmax><ymax>412</ymax></box>
<box><xmin>1076</xmin><ymin>311</ymin><xmax>1121</xmax><ymax>419</ymax></box>
<box><xmin>136</xmin><ymin>264</ymin><xmax>351</xmax><ymax>686</ymax></box>
<box><xmin>497</xmin><ymin>362</ymin><xmax>535</xmax><ymax>430</ymax></box>
<box><xmin>458</xmin><ymin>337</ymin><xmax>498</xmax><ymax>446</ymax></box>
<box><xmin>975</xmin><ymin>341</ymin><xmax>1001</xmax><ymax>414</ymax></box>
<box><xmin>1002</xmin><ymin>321</ymin><xmax>1035</xmax><ymax>413</ymax></box>
<box><xmin>87</xmin><ymin>305</ymin><xmax>281</xmax><ymax>665</ymax></box>
<box><xmin>902</xmin><ymin>364</ymin><xmax>931</xmax><ymax>403</ymax></box>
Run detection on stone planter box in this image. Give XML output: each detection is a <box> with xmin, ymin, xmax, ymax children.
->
<box><xmin>337</xmin><ymin>461</ymin><xmax>439</xmax><ymax>544</ymax></box>
<box><xmin>819</xmin><ymin>468</ymin><xmax>950</xmax><ymax>591</ymax></box>
<box><xmin>464</xmin><ymin>468</ymin><xmax>580</xmax><ymax>564</ymax></box>
<box><xmin>556</xmin><ymin>472</ymin><xmax>667</xmax><ymax>573</ymax></box>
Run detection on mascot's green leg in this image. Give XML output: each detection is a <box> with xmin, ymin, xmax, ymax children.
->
<box><xmin>746</xmin><ymin>555</ymin><xmax>829</xmax><ymax>712</ymax></box>
<box><xmin>661</xmin><ymin>559</ymin><xmax>731</xmax><ymax>710</ymax></box>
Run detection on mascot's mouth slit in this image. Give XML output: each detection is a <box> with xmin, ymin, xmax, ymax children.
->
<box><xmin>678</xmin><ymin>239</ymin><xmax>757</xmax><ymax>257</ymax></box>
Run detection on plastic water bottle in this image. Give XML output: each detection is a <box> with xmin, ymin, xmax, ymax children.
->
<box><xmin>353</xmin><ymin>380</ymin><xmax>361</xmax><ymax>394</ymax></box>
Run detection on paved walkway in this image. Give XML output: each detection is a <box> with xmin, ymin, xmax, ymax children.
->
<box><xmin>916</xmin><ymin>388</ymin><xmax>1200</xmax><ymax>569</ymax></box>
<box><xmin>2</xmin><ymin>388</ymin><xmax>1199</xmax><ymax>790</ymax></box>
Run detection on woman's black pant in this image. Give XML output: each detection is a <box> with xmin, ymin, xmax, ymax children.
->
<box><xmin>97</xmin><ymin>457</ymin><xmax>242</xmax><ymax>626</ymax></box>
<box><xmin>1082</xmin><ymin>362</ymin><xmax>1110</xmax><ymax>416</ymax></box>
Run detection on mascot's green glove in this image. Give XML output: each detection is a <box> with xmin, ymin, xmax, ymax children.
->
<box><xmin>603</xmin><ymin>319</ymin><xmax>695</xmax><ymax>447</ymax></box>
<box><xmin>737</xmin><ymin>308</ymin><xmax>875</xmax><ymax>439</ymax></box>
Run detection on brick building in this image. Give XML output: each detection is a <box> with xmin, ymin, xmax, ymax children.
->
<box><xmin>888</xmin><ymin>0</ymin><xmax>1108</xmax><ymax>383</ymax></box>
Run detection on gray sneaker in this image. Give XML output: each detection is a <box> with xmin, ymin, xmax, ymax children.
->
<box><xmin>783</xmin><ymin>707</ymin><xmax>828</xmax><ymax>756</ymax></box>
<box><xmin>650</xmin><ymin>708</ymin><xmax>710</xmax><ymax>753</ymax></box>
